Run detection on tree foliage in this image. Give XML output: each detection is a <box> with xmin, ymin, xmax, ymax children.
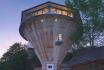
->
<box><xmin>68</xmin><ymin>8</ymin><xmax>83</xmax><ymax>47</ymax></box>
<box><xmin>65</xmin><ymin>0</ymin><xmax>104</xmax><ymax>47</ymax></box>
<box><xmin>0</xmin><ymin>43</ymin><xmax>35</xmax><ymax>70</ymax></box>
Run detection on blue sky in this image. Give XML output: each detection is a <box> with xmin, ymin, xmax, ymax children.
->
<box><xmin>0</xmin><ymin>0</ymin><xmax>64</xmax><ymax>57</ymax></box>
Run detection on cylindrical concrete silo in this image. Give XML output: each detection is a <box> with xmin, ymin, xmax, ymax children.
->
<box><xmin>19</xmin><ymin>1</ymin><xmax>80</xmax><ymax>70</ymax></box>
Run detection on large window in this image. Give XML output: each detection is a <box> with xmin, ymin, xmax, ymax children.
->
<box><xmin>68</xmin><ymin>12</ymin><xmax>73</xmax><ymax>17</ymax></box>
<box><xmin>57</xmin><ymin>9</ymin><xmax>61</xmax><ymax>14</ymax></box>
<box><xmin>62</xmin><ymin>10</ymin><xmax>68</xmax><ymax>16</ymax></box>
<box><xmin>51</xmin><ymin>8</ymin><xmax>56</xmax><ymax>13</ymax></box>
<box><xmin>55</xmin><ymin>34</ymin><xmax>63</xmax><ymax>45</ymax></box>
<box><xmin>70</xmin><ymin>13</ymin><xmax>73</xmax><ymax>17</ymax></box>
<box><xmin>26</xmin><ymin>7</ymin><xmax>73</xmax><ymax>18</ymax></box>
<box><xmin>43</xmin><ymin>8</ymin><xmax>48</xmax><ymax>14</ymax></box>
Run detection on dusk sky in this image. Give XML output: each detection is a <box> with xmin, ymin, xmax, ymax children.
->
<box><xmin>0</xmin><ymin>0</ymin><xmax>64</xmax><ymax>57</ymax></box>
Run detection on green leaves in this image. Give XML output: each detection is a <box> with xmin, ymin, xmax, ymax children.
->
<box><xmin>0</xmin><ymin>43</ymin><xmax>28</xmax><ymax>70</ymax></box>
<box><xmin>65</xmin><ymin>0</ymin><xmax>104</xmax><ymax>47</ymax></box>
<box><xmin>70</xmin><ymin>25</ymin><xmax>83</xmax><ymax>44</ymax></box>
<box><xmin>0</xmin><ymin>43</ymin><xmax>41</xmax><ymax>70</ymax></box>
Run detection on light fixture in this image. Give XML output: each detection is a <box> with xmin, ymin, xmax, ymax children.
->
<box><xmin>55</xmin><ymin>18</ymin><xmax>58</xmax><ymax>22</ymax></box>
<box><xmin>41</xmin><ymin>19</ymin><xmax>44</xmax><ymax>22</ymax></box>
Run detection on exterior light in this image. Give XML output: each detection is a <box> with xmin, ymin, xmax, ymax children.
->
<box><xmin>55</xmin><ymin>18</ymin><xmax>58</xmax><ymax>22</ymax></box>
<box><xmin>41</xmin><ymin>19</ymin><xmax>44</xmax><ymax>22</ymax></box>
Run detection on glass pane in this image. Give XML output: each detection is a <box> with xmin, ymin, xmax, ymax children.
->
<box><xmin>38</xmin><ymin>10</ymin><xmax>42</xmax><ymax>15</ymax></box>
<box><xmin>70</xmin><ymin>13</ymin><xmax>73</xmax><ymax>17</ymax></box>
<box><xmin>62</xmin><ymin>11</ymin><xmax>67</xmax><ymax>16</ymax></box>
<box><xmin>51</xmin><ymin>8</ymin><xmax>56</xmax><ymax>13</ymax></box>
<box><xmin>43</xmin><ymin>8</ymin><xmax>48</xmax><ymax>14</ymax></box>
<box><xmin>68</xmin><ymin>12</ymin><xmax>73</xmax><ymax>17</ymax></box>
<box><xmin>57</xmin><ymin>9</ymin><xmax>61</xmax><ymax>14</ymax></box>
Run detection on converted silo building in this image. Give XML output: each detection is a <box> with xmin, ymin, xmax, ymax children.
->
<box><xmin>19</xmin><ymin>1</ymin><xmax>80</xmax><ymax>70</ymax></box>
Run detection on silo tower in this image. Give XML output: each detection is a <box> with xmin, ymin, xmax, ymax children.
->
<box><xmin>19</xmin><ymin>1</ymin><xmax>80</xmax><ymax>70</ymax></box>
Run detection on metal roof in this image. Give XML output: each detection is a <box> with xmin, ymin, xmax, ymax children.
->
<box><xmin>65</xmin><ymin>46</ymin><xmax>104</xmax><ymax>67</ymax></box>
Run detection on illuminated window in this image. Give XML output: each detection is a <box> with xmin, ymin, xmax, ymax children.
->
<box><xmin>51</xmin><ymin>8</ymin><xmax>56</xmax><ymax>13</ymax></box>
<box><xmin>57</xmin><ymin>34</ymin><xmax>62</xmax><ymax>41</ymax></box>
<box><xmin>62</xmin><ymin>11</ymin><xmax>67</xmax><ymax>16</ymax></box>
<box><xmin>68</xmin><ymin>12</ymin><xmax>73</xmax><ymax>17</ymax></box>
<box><xmin>31</xmin><ymin>13</ymin><xmax>35</xmax><ymax>16</ymax></box>
<box><xmin>38</xmin><ymin>10</ymin><xmax>42</xmax><ymax>15</ymax></box>
<box><xmin>43</xmin><ymin>8</ymin><xmax>48</xmax><ymax>14</ymax></box>
<box><xmin>70</xmin><ymin>13</ymin><xmax>73</xmax><ymax>17</ymax></box>
<box><xmin>55</xmin><ymin>34</ymin><xmax>63</xmax><ymax>45</ymax></box>
<box><xmin>57</xmin><ymin>9</ymin><xmax>61</xmax><ymax>14</ymax></box>
<box><xmin>34</xmin><ymin>12</ymin><xmax>38</xmax><ymax>16</ymax></box>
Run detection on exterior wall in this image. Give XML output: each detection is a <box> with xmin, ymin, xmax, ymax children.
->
<box><xmin>23</xmin><ymin>14</ymin><xmax>76</xmax><ymax>62</ymax></box>
<box><xmin>33</xmin><ymin>60</ymin><xmax>104</xmax><ymax>70</ymax></box>
<box><xmin>72</xmin><ymin>60</ymin><xmax>104</xmax><ymax>70</ymax></box>
<box><xmin>34</xmin><ymin>67</ymin><xmax>41</xmax><ymax>70</ymax></box>
<box><xmin>19</xmin><ymin>2</ymin><xmax>80</xmax><ymax>70</ymax></box>
<box><xmin>21</xmin><ymin>14</ymin><xmax>76</xmax><ymax>70</ymax></box>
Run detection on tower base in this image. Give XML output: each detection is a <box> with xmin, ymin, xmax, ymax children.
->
<box><xmin>42</xmin><ymin>62</ymin><xmax>61</xmax><ymax>70</ymax></box>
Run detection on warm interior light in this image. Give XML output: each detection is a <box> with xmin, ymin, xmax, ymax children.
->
<box><xmin>62</xmin><ymin>10</ymin><xmax>67</xmax><ymax>16</ymax></box>
<box><xmin>57</xmin><ymin>34</ymin><xmax>62</xmax><ymax>41</ymax></box>
<box><xmin>55</xmin><ymin>34</ymin><xmax>63</xmax><ymax>45</ymax></box>
<box><xmin>57</xmin><ymin>9</ymin><xmax>61</xmax><ymax>14</ymax></box>
<box><xmin>38</xmin><ymin>10</ymin><xmax>42</xmax><ymax>15</ymax></box>
<box><xmin>43</xmin><ymin>8</ymin><xmax>48</xmax><ymax>14</ymax></box>
<box><xmin>51</xmin><ymin>8</ymin><xmax>56</xmax><ymax>13</ymax></box>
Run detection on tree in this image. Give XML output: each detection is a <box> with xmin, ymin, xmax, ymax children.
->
<box><xmin>65</xmin><ymin>0</ymin><xmax>104</xmax><ymax>47</ymax></box>
<box><xmin>0</xmin><ymin>43</ymin><xmax>41</xmax><ymax>70</ymax></box>
<box><xmin>0</xmin><ymin>43</ymin><xmax>30</xmax><ymax>70</ymax></box>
